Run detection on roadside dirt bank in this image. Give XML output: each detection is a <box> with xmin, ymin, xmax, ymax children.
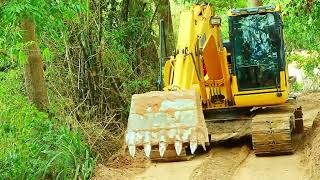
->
<box><xmin>302</xmin><ymin>110</ymin><xmax>320</xmax><ymax>180</ymax></box>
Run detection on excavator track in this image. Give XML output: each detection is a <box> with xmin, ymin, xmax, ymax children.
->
<box><xmin>252</xmin><ymin>101</ymin><xmax>303</xmax><ymax>155</ymax></box>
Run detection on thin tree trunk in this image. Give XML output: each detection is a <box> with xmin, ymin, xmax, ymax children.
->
<box><xmin>156</xmin><ymin>0</ymin><xmax>174</xmax><ymax>55</ymax></box>
<box><xmin>121</xmin><ymin>0</ymin><xmax>131</xmax><ymax>50</ymax></box>
<box><xmin>136</xmin><ymin>47</ymin><xmax>142</xmax><ymax>74</ymax></box>
<box><xmin>21</xmin><ymin>17</ymin><xmax>49</xmax><ymax>111</ymax></box>
<box><xmin>121</xmin><ymin>0</ymin><xmax>130</xmax><ymax>22</ymax></box>
<box><xmin>109</xmin><ymin>0</ymin><xmax>117</xmax><ymax>28</ymax></box>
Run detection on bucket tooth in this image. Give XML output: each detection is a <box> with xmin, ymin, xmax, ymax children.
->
<box><xmin>126</xmin><ymin>131</ymin><xmax>136</xmax><ymax>145</ymax></box>
<box><xmin>175</xmin><ymin>140</ymin><xmax>182</xmax><ymax>156</ymax></box>
<box><xmin>190</xmin><ymin>140</ymin><xmax>198</xmax><ymax>154</ymax></box>
<box><xmin>143</xmin><ymin>132</ymin><xmax>151</xmax><ymax>157</ymax></box>
<box><xmin>201</xmin><ymin>142</ymin><xmax>206</xmax><ymax>151</ymax></box>
<box><xmin>126</xmin><ymin>131</ymin><xmax>136</xmax><ymax>157</ymax></box>
<box><xmin>144</xmin><ymin>143</ymin><xmax>151</xmax><ymax>158</ymax></box>
<box><xmin>128</xmin><ymin>145</ymin><xmax>136</xmax><ymax>157</ymax></box>
<box><xmin>159</xmin><ymin>141</ymin><xmax>166</xmax><ymax>157</ymax></box>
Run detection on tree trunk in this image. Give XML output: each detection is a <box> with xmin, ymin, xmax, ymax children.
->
<box><xmin>156</xmin><ymin>0</ymin><xmax>174</xmax><ymax>55</ymax></box>
<box><xmin>249</xmin><ymin>0</ymin><xmax>263</xmax><ymax>7</ymax></box>
<box><xmin>121</xmin><ymin>0</ymin><xmax>130</xmax><ymax>22</ymax></box>
<box><xmin>109</xmin><ymin>0</ymin><xmax>117</xmax><ymax>28</ymax></box>
<box><xmin>121</xmin><ymin>0</ymin><xmax>131</xmax><ymax>49</ymax></box>
<box><xmin>21</xmin><ymin>17</ymin><xmax>49</xmax><ymax>111</ymax></box>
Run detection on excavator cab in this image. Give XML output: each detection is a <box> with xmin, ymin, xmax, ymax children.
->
<box><xmin>229</xmin><ymin>6</ymin><xmax>285</xmax><ymax>91</ymax></box>
<box><xmin>228</xmin><ymin>5</ymin><xmax>289</xmax><ymax>107</ymax></box>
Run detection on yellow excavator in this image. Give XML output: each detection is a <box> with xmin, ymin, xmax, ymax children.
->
<box><xmin>125</xmin><ymin>2</ymin><xmax>304</xmax><ymax>161</ymax></box>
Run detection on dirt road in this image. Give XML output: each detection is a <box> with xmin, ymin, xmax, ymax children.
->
<box><xmin>135</xmin><ymin>153</ymin><xmax>208</xmax><ymax>180</ymax></box>
<box><xmin>231</xmin><ymin>152</ymin><xmax>306</xmax><ymax>180</ymax></box>
<box><xmin>134</xmin><ymin>144</ymin><xmax>309</xmax><ymax>180</ymax></box>
<box><xmin>133</xmin><ymin>146</ymin><xmax>308</xmax><ymax>180</ymax></box>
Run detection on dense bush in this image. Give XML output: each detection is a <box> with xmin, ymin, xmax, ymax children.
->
<box><xmin>0</xmin><ymin>70</ymin><xmax>97</xmax><ymax>179</ymax></box>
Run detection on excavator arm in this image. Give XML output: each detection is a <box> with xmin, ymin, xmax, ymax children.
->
<box><xmin>163</xmin><ymin>4</ymin><xmax>232</xmax><ymax>106</ymax></box>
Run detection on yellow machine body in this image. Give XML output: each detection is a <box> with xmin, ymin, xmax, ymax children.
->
<box><xmin>163</xmin><ymin>4</ymin><xmax>289</xmax><ymax>109</ymax></box>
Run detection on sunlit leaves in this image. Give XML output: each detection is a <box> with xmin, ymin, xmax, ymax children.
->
<box><xmin>42</xmin><ymin>47</ymin><xmax>53</xmax><ymax>61</ymax></box>
<box><xmin>280</xmin><ymin>0</ymin><xmax>320</xmax><ymax>51</ymax></box>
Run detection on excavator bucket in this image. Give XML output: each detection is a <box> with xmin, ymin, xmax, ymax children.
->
<box><xmin>125</xmin><ymin>89</ymin><xmax>209</xmax><ymax>159</ymax></box>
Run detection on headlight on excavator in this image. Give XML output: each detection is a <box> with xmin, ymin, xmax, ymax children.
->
<box><xmin>210</xmin><ymin>16</ymin><xmax>221</xmax><ymax>25</ymax></box>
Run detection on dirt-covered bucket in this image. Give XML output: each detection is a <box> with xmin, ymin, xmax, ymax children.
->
<box><xmin>125</xmin><ymin>89</ymin><xmax>209</xmax><ymax>158</ymax></box>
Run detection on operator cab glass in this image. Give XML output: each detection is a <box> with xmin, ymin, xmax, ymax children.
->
<box><xmin>229</xmin><ymin>11</ymin><xmax>285</xmax><ymax>91</ymax></box>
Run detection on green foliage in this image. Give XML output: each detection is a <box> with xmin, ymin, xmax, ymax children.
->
<box><xmin>262</xmin><ymin>0</ymin><xmax>320</xmax><ymax>51</ymax></box>
<box><xmin>292</xmin><ymin>81</ymin><xmax>304</xmax><ymax>92</ymax></box>
<box><xmin>281</xmin><ymin>0</ymin><xmax>320</xmax><ymax>51</ymax></box>
<box><xmin>0</xmin><ymin>0</ymin><xmax>85</xmax><ymax>67</ymax></box>
<box><xmin>0</xmin><ymin>70</ymin><xmax>97</xmax><ymax>179</ymax></box>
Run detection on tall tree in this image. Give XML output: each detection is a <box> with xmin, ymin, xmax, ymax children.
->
<box><xmin>22</xmin><ymin>17</ymin><xmax>49</xmax><ymax>110</ymax></box>
<box><xmin>1</xmin><ymin>1</ymin><xmax>83</xmax><ymax>110</ymax></box>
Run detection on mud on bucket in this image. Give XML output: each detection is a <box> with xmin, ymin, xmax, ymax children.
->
<box><xmin>125</xmin><ymin>89</ymin><xmax>209</xmax><ymax>158</ymax></box>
